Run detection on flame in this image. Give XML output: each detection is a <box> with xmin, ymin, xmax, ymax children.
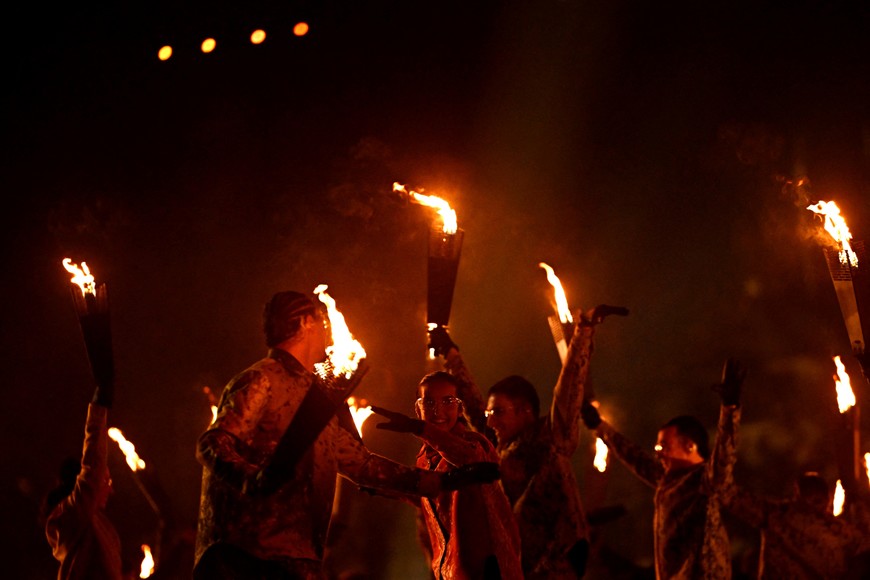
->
<box><xmin>139</xmin><ymin>544</ymin><xmax>155</xmax><ymax>578</ymax></box>
<box><xmin>347</xmin><ymin>396</ymin><xmax>374</xmax><ymax>437</ymax></box>
<box><xmin>807</xmin><ymin>200</ymin><xmax>858</xmax><ymax>267</ymax></box>
<box><xmin>107</xmin><ymin>428</ymin><xmax>146</xmax><ymax>471</ymax></box>
<box><xmin>865</xmin><ymin>452</ymin><xmax>870</xmax><ymax>487</ymax></box>
<box><xmin>833</xmin><ymin>479</ymin><xmax>845</xmax><ymax>516</ymax></box>
<box><xmin>313</xmin><ymin>285</ymin><xmax>366</xmax><ymax>379</ymax></box>
<box><xmin>210</xmin><ymin>405</ymin><xmax>218</xmax><ymax>425</ymax></box>
<box><xmin>62</xmin><ymin>259</ymin><xmax>96</xmax><ymax>297</ymax></box>
<box><xmin>538</xmin><ymin>263</ymin><xmax>574</xmax><ymax>324</ymax></box>
<box><xmin>833</xmin><ymin>356</ymin><xmax>856</xmax><ymax>413</ymax></box>
<box><xmin>593</xmin><ymin>437</ymin><xmax>608</xmax><ymax>472</ymax></box>
<box><xmin>393</xmin><ymin>182</ymin><xmax>458</xmax><ymax>235</ymax></box>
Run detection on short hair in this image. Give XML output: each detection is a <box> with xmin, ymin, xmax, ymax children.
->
<box><xmin>661</xmin><ymin>415</ymin><xmax>710</xmax><ymax>459</ymax></box>
<box><xmin>796</xmin><ymin>472</ymin><xmax>830</xmax><ymax>504</ymax></box>
<box><xmin>419</xmin><ymin>371</ymin><xmax>463</xmax><ymax>393</ymax></box>
<box><xmin>263</xmin><ymin>291</ymin><xmax>319</xmax><ymax>347</ymax></box>
<box><xmin>487</xmin><ymin>375</ymin><xmax>540</xmax><ymax>417</ymax></box>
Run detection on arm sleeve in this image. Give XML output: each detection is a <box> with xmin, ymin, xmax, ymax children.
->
<box><xmin>417</xmin><ymin>425</ymin><xmax>492</xmax><ymax>467</ymax></box>
<box><xmin>550</xmin><ymin>324</ymin><xmax>595</xmax><ymax>455</ymax></box>
<box><xmin>196</xmin><ymin>370</ymin><xmax>271</xmax><ymax>489</ymax></box>
<box><xmin>73</xmin><ymin>403</ymin><xmax>110</xmax><ymax>514</ymax></box>
<box><xmin>444</xmin><ymin>349</ymin><xmax>488</xmax><ymax>434</ymax></box>
<box><xmin>597</xmin><ymin>420</ymin><xmax>663</xmax><ymax>488</ymax></box>
<box><xmin>706</xmin><ymin>404</ymin><xmax>740</xmax><ymax>495</ymax></box>
<box><xmin>723</xmin><ymin>487</ymin><xmax>770</xmax><ymax>528</ymax></box>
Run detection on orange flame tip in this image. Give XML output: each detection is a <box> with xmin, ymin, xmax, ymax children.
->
<box><xmin>538</xmin><ymin>263</ymin><xmax>574</xmax><ymax>324</ymax></box>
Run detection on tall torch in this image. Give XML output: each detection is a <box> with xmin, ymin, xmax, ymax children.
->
<box><xmin>832</xmin><ymin>356</ymin><xmax>861</xmax><ymax>494</ymax></box>
<box><xmin>539</xmin><ymin>262</ymin><xmax>578</xmax><ymax>364</ymax></box>
<box><xmin>394</xmin><ymin>182</ymin><xmax>464</xmax><ymax>334</ymax></box>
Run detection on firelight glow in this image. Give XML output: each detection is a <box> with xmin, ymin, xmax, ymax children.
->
<box><xmin>347</xmin><ymin>397</ymin><xmax>374</xmax><ymax>437</ymax></box>
<box><xmin>833</xmin><ymin>356</ymin><xmax>856</xmax><ymax>413</ymax></box>
<box><xmin>807</xmin><ymin>200</ymin><xmax>858</xmax><ymax>268</ymax></box>
<box><xmin>157</xmin><ymin>46</ymin><xmax>172</xmax><ymax>61</ymax></box>
<box><xmin>393</xmin><ymin>182</ymin><xmax>458</xmax><ymax>234</ymax></box>
<box><xmin>251</xmin><ymin>30</ymin><xmax>266</xmax><ymax>44</ymax></box>
<box><xmin>201</xmin><ymin>38</ymin><xmax>216</xmax><ymax>53</ymax></box>
<box><xmin>294</xmin><ymin>22</ymin><xmax>309</xmax><ymax>36</ymax></box>
<box><xmin>865</xmin><ymin>453</ymin><xmax>870</xmax><ymax>487</ymax></box>
<box><xmin>313</xmin><ymin>285</ymin><xmax>366</xmax><ymax>379</ymax></box>
<box><xmin>108</xmin><ymin>428</ymin><xmax>146</xmax><ymax>471</ymax></box>
<box><xmin>538</xmin><ymin>262</ymin><xmax>574</xmax><ymax>324</ymax></box>
<box><xmin>139</xmin><ymin>544</ymin><xmax>155</xmax><ymax>578</ymax></box>
<box><xmin>62</xmin><ymin>259</ymin><xmax>95</xmax><ymax>296</ymax></box>
<box><xmin>210</xmin><ymin>405</ymin><xmax>218</xmax><ymax>425</ymax></box>
<box><xmin>833</xmin><ymin>479</ymin><xmax>845</xmax><ymax>516</ymax></box>
<box><xmin>593</xmin><ymin>437</ymin><xmax>608</xmax><ymax>472</ymax></box>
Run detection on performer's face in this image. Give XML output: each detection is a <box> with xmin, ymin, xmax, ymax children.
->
<box><xmin>304</xmin><ymin>313</ymin><xmax>330</xmax><ymax>363</ymax></box>
<box><xmin>417</xmin><ymin>380</ymin><xmax>461</xmax><ymax>431</ymax></box>
<box><xmin>655</xmin><ymin>426</ymin><xmax>699</xmax><ymax>472</ymax></box>
<box><xmin>485</xmin><ymin>394</ymin><xmax>531</xmax><ymax>444</ymax></box>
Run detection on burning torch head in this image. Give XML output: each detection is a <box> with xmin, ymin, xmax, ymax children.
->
<box><xmin>263</xmin><ymin>291</ymin><xmax>323</xmax><ymax>347</ymax></box>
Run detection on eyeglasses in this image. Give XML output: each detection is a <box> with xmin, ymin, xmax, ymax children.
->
<box><xmin>416</xmin><ymin>396</ymin><xmax>462</xmax><ymax>410</ymax></box>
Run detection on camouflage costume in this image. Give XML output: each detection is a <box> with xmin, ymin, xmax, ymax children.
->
<box><xmin>725</xmin><ymin>488</ymin><xmax>870</xmax><ymax>579</ymax></box>
<box><xmin>445</xmin><ymin>324</ymin><xmax>595</xmax><ymax>578</ymax></box>
<box><xmin>594</xmin><ymin>405</ymin><xmax>739</xmax><ymax>579</ymax></box>
<box><xmin>195</xmin><ymin>348</ymin><xmax>434</xmax><ymax>577</ymax></box>
<box><xmin>45</xmin><ymin>404</ymin><xmax>123</xmax><ymax>580</ymax></box>
<box><xmin>416</xmin><ymin>420</ymin><xmax>523</xmax><ymax>580</ymax></box>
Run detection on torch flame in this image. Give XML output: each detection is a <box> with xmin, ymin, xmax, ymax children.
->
<box><xmin>313</xmin><ymin>285</ymin><xmax>366</xmax><ymax>379</ymax></box>
<box><xmin>538</xmin><ymin>263</ymin><xmax>574</xmax><ymax>324</ymax></box>
<box><xmin>833</xmin><ymin>479</ymin><xmax>845</xmax><ymax>516</ymax></box>
<box><xmin>807</xmin><ymin>200</ymin><xmax>858</xmax><ymax>267</ymax></box>
<box><xmin>833</xmin><ymin>356</ymin><xmax>856</xmax><ymax>413</ymax></box>
<box><xmin>210</xmin><ymin>405</ymin><xmax>218</xmax><ymax>425</ymax></box>
<box><xmin>62</xmin><ymin>258</ymin><xmax>96</xmax><ymax>296</ymax></box>
<box><xmin>139</xmin><ymin>544</ymin><xmax>155</xmax><ymax>578</ymax></box>
<box><xmin>865</xmin><ymin>452</ymin><xmax>870</xmax><ymax>487</ymax></box>
<box><xmin>593</xmin><ymin>437</ymin><xmax>609</xmax><ymax>472</ymax></box>
<box><xmin>394</xmin><ymin>182</ymin><xmax>458</xmax><ymax>235</ymax></box>
<box><xmin>347</xmin><ymin>396</ymin><xmax>374</xmax><ymax>437</ymax></box>
<box><xmin>107</xmin><ymin>427</ymin><xmax>146</xmax><ymax>471</ymax></box>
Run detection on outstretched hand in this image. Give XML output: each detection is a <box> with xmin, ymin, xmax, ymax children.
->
<box><xmin>712</xmin><ymin>358</ymin><xmax>746</xmax><ymax>406</ymax></box>
<box><xmin>428</xmin><ymin>326</ymin><xmax>458</xmax><ymax>358</ymax></box>
<box><xmin>580</xmin><ymin>304</ymin><xmax>630</xmax><ymax>327</ymax></box>
<box><xmin>441</xmin><ymin>462</ymin><xmax>501</xmax><ymax>490</ymax></box>
<box><xmin>371</xmin><ymin>405</ymin><xmax>426</xmax><ymax>435</ymax></box>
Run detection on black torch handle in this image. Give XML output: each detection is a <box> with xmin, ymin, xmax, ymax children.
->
<box><xmin>71</xmin><ymin>285</ymin><xmax>115</xmax><ymax>393</ymax></box>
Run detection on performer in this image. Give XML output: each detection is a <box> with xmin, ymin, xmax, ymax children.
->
<box><xmin>44</xmin><ymin>370</ymin><xmax>122</xmax><ymax>579</ymax></box>
<box><xmin>373</xmin><ymin>371</ymin><xmax>523</xmax><ymax>579</ymax></box>
<box><xmin>194</xmin><ymin>290</ymin><xmax>498</xmax><ymax>579</ymax></box>
<box><xmin>428</xmin><ymin>305</ymin><xmax>620</xmax><ymax>578</ymax></box>
<box><xmin>580</xmin><ymin>358</ymin><xmax>745</xmax><ymax>579</ymax></box>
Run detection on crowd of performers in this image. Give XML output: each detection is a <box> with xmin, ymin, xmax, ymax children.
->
<box><xmin>44</xmin><ymin>289</ymin><xmax>870</xmax><ymax>579</ymax></box>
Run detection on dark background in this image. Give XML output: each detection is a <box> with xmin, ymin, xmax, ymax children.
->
<box><xmin>2</xmin><ymin>1</ymin><xmax>868</xmax><ymax>578</ymax></box>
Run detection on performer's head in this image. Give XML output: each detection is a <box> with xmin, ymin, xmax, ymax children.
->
<box><xmin>656</xmin><ymin>415</ymin><xmax>708</xmax><ymax>472</ymax></box>
<box><xmin>416</xmin><ymin>371</ymin><xmax>464</xmax><ymax>432</ymax></box>
<box><xmin>794</xmin><ymin>472</ymin><xmax>831</xmax><ymax>512</ymax></box>
<box><xmin>43</xmin><ymin>457</ymin><xmax>113</xmax><ymax>518</ymax></box>
<box><xmin>263</xmin><ymin>291</ymin><xmax>328</xmax><ymax>365</ymax></box>
<box><xmin>485</xmin><ymin>375</ymin><xmax>539</xmax><ymax>444</ymax></box>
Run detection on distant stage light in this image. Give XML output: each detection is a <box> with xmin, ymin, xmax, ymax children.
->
<box><xmin>251</xmin><ymin>29</ymin><xmax>266</xmax><ymax>44</ymax></box>
<box><xmin>293</xmin><ymin>22</ymin><xmax>309</xmax><ymax>36</ymax></box>
<box><xmin>201</xmin><ymin>38</ymin><xmax>216</xmax><ymax>53</ymax></box>
<box><xmin>157</xmin><ymin>46</ymin><xmax>173</xmax><ymax>61</ymax></box>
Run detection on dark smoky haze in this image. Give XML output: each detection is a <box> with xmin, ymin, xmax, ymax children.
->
<box><xmin>2</xmin><ymin>1</ymin><xmax>868</xmax><ymax>577</ymax></box>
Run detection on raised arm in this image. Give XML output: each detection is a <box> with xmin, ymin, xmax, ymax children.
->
<box><xmin>72</xmin><ymin>403</ymin><xmax>111</xmax><ymax>513</ymax></box>
<box><xmin>549</xmin><ymin>322</ymin><xmax>595</xmax><ymax>455</ymax></box>
<box><xmin>707</xmin><ymin>359</ymin><xmax>745</xmax><ymax>493</ymax></box>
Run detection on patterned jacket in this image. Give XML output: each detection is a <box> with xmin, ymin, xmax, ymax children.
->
<box><xmin>725</xmin><ymin>488</ymin><xmax>870</xmax><ymax>578</ymax></box>
<box><xmin>195</xmin><ymin>348</ymin><xmax>435</xmax><ymax>570</ymax></box>
<box><xmin>45</xmin><ymin>403</ymin><xmax>123</xmax><ymax>580</ymax></box>
<box><xmin>596</xmin><ymin>405</ymin><xmax>739</xmax><ymax>579</ymax></box>
<box><xmin>416</xmin><ymin>421</ymin><xmax>523</xmax><ymax>580</ymax></box>
<box><xmin>445</xmin><ymin>323</ymin><xmax>595</xmax><ymax>578</ymax></box>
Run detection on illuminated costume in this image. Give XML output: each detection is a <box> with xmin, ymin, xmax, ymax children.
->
<box><xmin>194</xmin><ymin>348</ymin><xmax>440</xmax><ymax>578</ymax></box>
<box><xmin>593</xmin><ymin>405</ymin><xmax>739</xmax><ymax>579</ymax></box>
<box><xmin>45</xmin><ymin>403</ymin><xmax>123</xmax><ymax>580</ymax></box>
<box><xmin>445</xmin><ymin>324</ymin><xmax>595</xmax><ymax>578</ymax></box>
<box><xmin>416</xmin><ymin>420</ymin><xmax>523</xmax><ymax>580</ymax></box>
<box><xmin>725</xmin><ymin>488</ymin><xmax>870</xmax><ymax>579</ymax></box>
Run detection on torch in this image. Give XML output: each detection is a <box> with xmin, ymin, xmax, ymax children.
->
<box><xmin>831</xmin><ymin>356</ymin><xmax>862</xmax><ymax>494</ymax></box>
<box><xmin>62</xmin><ymin>259</ymin><xmax>114</xmax><ymax>395</ymax></box>
<box><xmin>538</xmin><ymin>262</ymin><xmax>579</xmax><ymax>364</ymax></box>
<box><xmin>393</xmin><ymin>182</ymin><xmax>464</xmax><ymax>334</ymax></box>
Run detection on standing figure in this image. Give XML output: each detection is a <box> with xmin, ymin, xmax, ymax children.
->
<box><xmin>44</xmin><ymin>372</ymin><xmax>122</xmax><ymax>579</ymax></box>
<box><xmin>373</xmin><ymin>371</ymin><xmax>523</xmax><ymax>579</ymax></box>
<box><xmin>194</xmin><ymin>290</ymin><xmax>497</xmax><ymax>579</ymax></box>
<box><xmin>580</xmin><ymin>358</ymin><xmax>745</xmax><ymax>579</ymax></box>
<box><xmin>428</xmin><ymin>305</ymin><xmax>620</xmax><ymax>578</ymax></box>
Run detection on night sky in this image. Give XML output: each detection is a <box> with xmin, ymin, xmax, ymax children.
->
<box><xmin>3</xmin><ymin>1</ymin><xmax>869</xmax><ymax>578</ymax></box>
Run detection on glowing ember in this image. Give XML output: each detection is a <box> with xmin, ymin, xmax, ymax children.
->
<box><xmin>108</xmin><ymin>428</ymin><xmax>146</xmax><ymax>471</ymax></box>
<box><xmin>393</xmin><ymin>182</ymin><xmax>458</xmax><ymax>235</ymax></box>
<box><xmin>538</xmin><ymin>262</ymin><xmax>574</xmax><ymax>324</ymax></box>
<box><xmin>833</xmin><ymin>356</ymin><xmax>856</xmax><ymax>413</ymax></box>
<box><xmin>593</xmin><ymin>437</ymin><xmax>608</xmax><ymax>472</ymax></box>
<box><xmin>833</xmin><ymin>479</ymin><xmax>845</xmax><ymax>516</ymax></box>
<box><xmin>313</xmin><ymin>285</ymin><xmax>366</xmax><ymax>379</ymax></box>
<box><xmin>347</xmin><ymin>396</ymin><xmax>374</xmax><ymax>437</ymax></box>
<box><xmin>139</xmin><ymin>544</ymin><xmax>155</xmax><ymax>578</ymax></box>
<box><xmin>807</xmin><ymin>200</ymin><xmax>858</xmax><ymax>267</ymax></box>
<box><xmin>62</xmin><ymin>259</ymin><xmax>96</xmax><ymax>297</ymax></box>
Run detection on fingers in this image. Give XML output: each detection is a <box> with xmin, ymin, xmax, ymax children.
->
<box><xmin>370</xmin><ymin>405</ymin><xmax>401</xmax><ymax>419</ymax></box>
